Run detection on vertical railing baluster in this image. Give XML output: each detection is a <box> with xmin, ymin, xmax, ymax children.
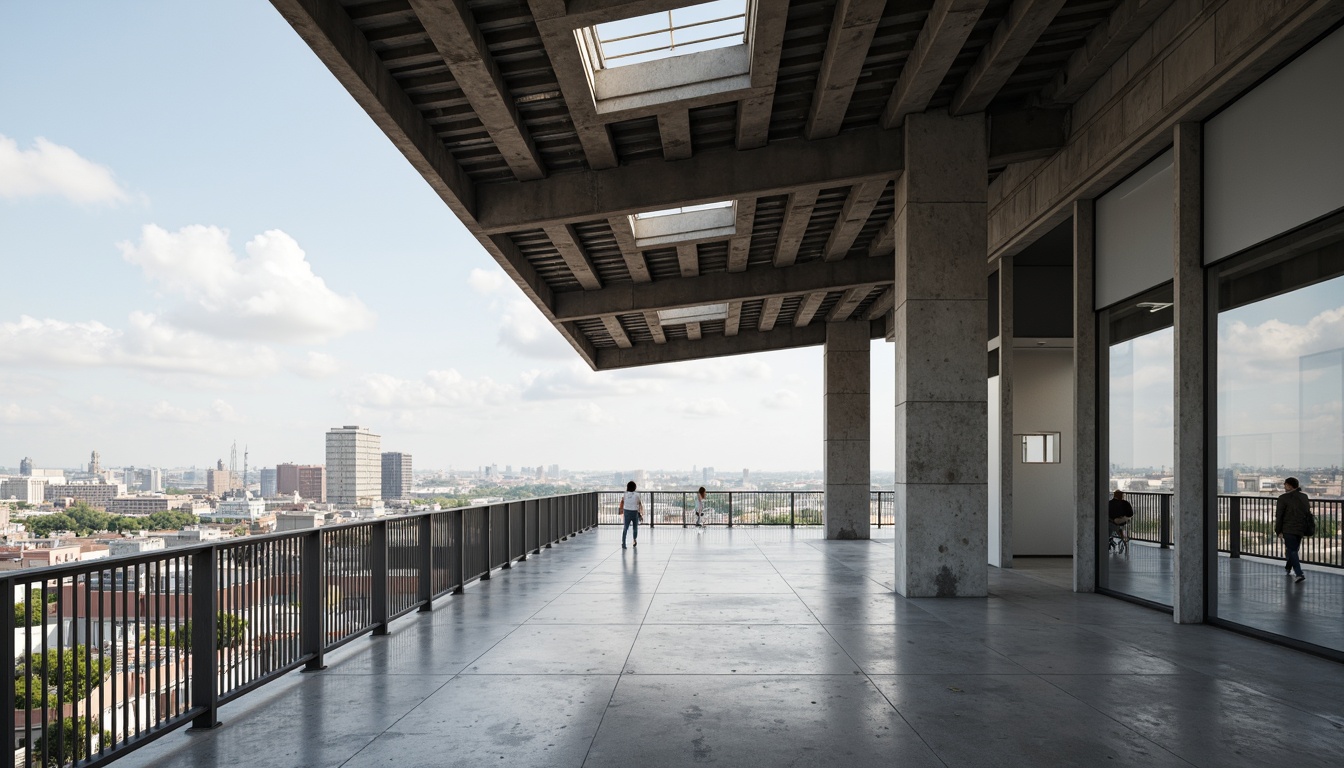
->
<box><xmin>728</xmin><ymin>492</ymin><xmax>734</xmax><ymax>528</ymax></box>
<box><xmin>502</xmin><ymin>503</ymin><xmax>514</xmax><ymax>569</ymax></box>
<box><xmin>453</xmin><ymin>509</ymin><xmax>466</xmax><ymax>593</ymax></box>
<box><xmin>1159</xmin><ymin>495</ymin><xmax>1172</xmax><ymax>548</ymax></box>
<box><xmin>1228</xmin><ymin>496</ymin><xmax>1241</xmax><ymax>558</ymax></box>
<box><xmin>481</xmin><ymin>506</ymin><xmax>494</xmax><ymax>580</ymax></box>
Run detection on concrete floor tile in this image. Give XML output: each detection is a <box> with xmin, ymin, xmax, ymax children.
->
<box><xmin>826</xmin><ymin>623</ymin><xmax>1030</xmax><ymax>675</ymax></box>
<box><xmin>643</xmin><ymin>592</ymin><xmax>818</xmax><ymax>624</ymax></box>
<box><xmin>625</xmin><ymin>623</ymin><xmax>859</xmax><ymax>675</ymax></box>
<box><xmin>463</xmin><ymin>623</ymin><xmax>640</xmax><ymax>674</ymax></box>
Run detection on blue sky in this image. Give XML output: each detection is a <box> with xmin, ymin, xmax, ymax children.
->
<box><xmin>0</xmin><ymin>1</ymin><xmax>898</xmax><ymax>473</ymax></box>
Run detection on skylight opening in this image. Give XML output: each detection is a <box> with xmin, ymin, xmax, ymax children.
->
<box><xmin>634</xmin><ymin>201</ymin><xmax>734</xmax><ymax>220</ymax></box>
<box><xmin>591</xmin><ymin>0</ymin><xmax>747</xmax><ymax>69</ymax></box>
<box><xmin>657</xmin><ymin>304</ymin><xmax>729</xmax><ymax>324</ymax></box>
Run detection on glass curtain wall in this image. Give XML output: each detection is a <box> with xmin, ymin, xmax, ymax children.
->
<box><xmin>1099</xmin><ymin>285</ymin><xmax>1174</xmax><ymax>606</ymax></box>
<box><xmin>1212</xmin><ymin>233</ymin><xmax>1344</xmax><ymax>654</ymax></box>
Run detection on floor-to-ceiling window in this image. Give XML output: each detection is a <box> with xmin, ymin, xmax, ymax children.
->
<box><xmin>1099</xmin><ymin>285</ymin><xmax>1174</xmax><ymax>606</ymax></box>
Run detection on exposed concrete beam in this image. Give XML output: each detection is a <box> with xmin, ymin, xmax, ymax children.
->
<box><xmin>477</xmin><ymin>126</ymin><xmax>902</xmax><ymax>233</ymax></box>
<box><xmin>553</xmin><ymin>255</ymin><xmax>893</xmax><ymax>320</ymax></box>
<box><xmin>658</xmin><ymin>109</ymin><xmax>693</xmax><ymax>161</ymax></box>
<box><xmin>270</xmin><ymin>0</ymin><xmax>475</xmax><ymax>217</ymax></box>
<box><xmin>408</xmin><ymin>0</ymin><xmax>546</xmax><ymax>181</ymax></box>
<box><xmin>824</xmin><ymin>180</ymin><xmax>889</xmax><ymax>260</ymax></box>
<box><xmin>597</xmin><ymin>323</ymin><xmax>833</xmax><ymax>369</ymax></box>
<box><xmin>729</xmin><ymin>198</ymin><xmax>757</xmax><ymax>272</ymax></box>
<box><xmin>540</xmin><ymin>0</ymin><xmax>700</xmax><ymax>27</ymax></box>
<box><xmin>949</xmin><ymin>0</ymin><xmax>1068</xmax><ymax>116</ymax></box>
<box><xmin>864</xmin><ymin>286</ymin><xmax>894</xmax><ymax>320</ymax></box>
<box><xmin>794</xmin><ymin>291</ymin><xmax>827</xmax><ymax>327</ymax></box>
<box><xmin>542</xmin><ymin>224</ymin><xmax>603</xmax><ymax>290</ymax></box>
<box><xmin>759</xmin><ymin>296</ymin><xmax>784</xmax><ymax>331</ymax></box>
<box><xmin>867</xmin><ymin>214</ymin><xmax>896</xmax><ymax>257</ymax></box>
<box><xmin>773</xmin><ymin>188</ymin><xmax>820</xmax><ymax>267</ymax></box>
<box><xmin>725</xmin><ymin>301</ymin><xmax>743</xmax><ymax>336</ymax></box>
<box><xmin>805</xmin><ymin>0</ymin><xmax>888</xmax><ymax>140</ymax></box>
<box><xmin>527</xmin><ymin>0</ymin><xmax>619</xmax><ymax>169</ymax></box>
<box><xmin>826</xmin><ymin>285</ymin><xmax>870</xmax><ymax>322</ymax></box>
<box><xmin>988</xmin><ymin>108</ymin><xmax>1068</xmax><ymax>166</ymax></box>
<box><xmin>607</xmin><ymin>216</ymin><xmax>651</xmax><ymax>283</ymax></box>
<box><xmin>642</xmin><ymin>310</ymin><xmax>666</xmax><ymax>343</ymax></box>
<box><xmin>602</xmin><ymin>315</ymin><xmax>632</xmax><ymax>348</ymax></box>
<box><xmin>881</xmin><ymin>0</ymin><xmax>990</xmax><ymax>129</ymax></box>
<box><xmin>736</xmin><ymin>0</ymin><xmax>791</xmax><ymax>149</ymax></box>
<box><xmin>686</xmin><ymin>322</ymin><xmax>703</xmax><ymax>340</ymax></box>
<box><xmin>1040</xmin><ymin>0</ymin><xmax>1176</xmax><ymax>107</ymax></box>
<box><xmin>677</xmin><ymin>244</ymin><xmax>699</xmax><ymax>277</ymax></box>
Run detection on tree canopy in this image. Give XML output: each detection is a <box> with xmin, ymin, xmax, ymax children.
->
<box><xmin>22</xmin><ymin>503</ymin><xmax>199</xmax><ymax>537</ymax></box>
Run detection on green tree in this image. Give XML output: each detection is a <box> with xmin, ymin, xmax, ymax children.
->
<box><xmin>24</xmin><ymin>513</ymin><xmax>79</xmax><ymax>538</ymax></box>
<box><xmin>14</xmin><ymin>589</ymin><xmax>50</xmax><ymax>628</ymax></box>
<box><xmin>172</xmin><ymin>613</ymin><xmax>249</xmax><ymax>651</ymax></box>
<box><xmin>14</xmin><ymin>645</ymin><xmax>112</xmax><ymax>709</ymax></box>
<box><xmin>33</xmin><ymin>716</ymin><xmax>111</xmax><ymax>766</ymax></box>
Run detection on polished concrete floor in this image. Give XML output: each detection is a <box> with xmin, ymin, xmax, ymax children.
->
<box><xmin>1104</xmin><ymin>541</ymin><xmax>1344</xmax><ymax>651</ymax></box>
<box><xmin>123</xmin><ymin>527</ymin><xmax>1344</xmax><ymax>768</ymax></box>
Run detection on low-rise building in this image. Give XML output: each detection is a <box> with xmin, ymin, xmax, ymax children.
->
<box><xmin>107</xmin><ymin>496</ymin><xmax>171</xmax><ymax>516</ymax></box>
<box><xmin>43</xmin><ymin>482</ymin><xmax>125</xmax><ymax>509</ymax></box>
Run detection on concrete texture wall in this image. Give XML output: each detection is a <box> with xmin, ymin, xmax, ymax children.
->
<box><xmin>1012</xmin><ymin>349</ymin><xmax>1076</xmax><ymax>556</ymax></box>
<box><xmin>824</xmin><ymin>320</ymin><xmax>871</xmax><ymax>540</ymax></box>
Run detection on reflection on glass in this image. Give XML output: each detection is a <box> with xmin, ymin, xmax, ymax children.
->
<box><xmin>1216</xmin><ymin>274</ymin><xmax>1344</xmax><ymax>651</ymax></box>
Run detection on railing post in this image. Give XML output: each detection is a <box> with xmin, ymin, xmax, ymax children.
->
<box><xmin>452</xmin><ymin>508</ymin><xmax>466</xmax><ymax>594</ymax></box>
<box><xmin>481</xmin><ymin>506</ymin><xmax>493</xmax><ymax>580</ymax></box>
<box><xmin>545</xmin><ymin>498</ymin><xmax>554</xmax><ymax>548</ymax></box>
<box><xmin>1160</xmin><ymin>494</ymin><xmax>1172</xmax><ymax>548</ymax></box>
<box><xmin>648</xmin><ymin>492</ymin><xmax>654</xmax><ymax>528</ymax></box>
<box><xmin>371</xmin><ymin>522</ymin><xmax>389</xmax><ymax>634</ymax></box>
<box><xmin>728</xmin><ymin>492</ymin><xmax>733</xmax><ymax>528</ymax></box>
<box><xmin>189</xmin><ymin>547</ymin><xmax>220</xmax><ymax>730</ymax></box>
<box><xmin>301</xmin><ymin>531</ymin><xmax>326</xmax><ymax>671</ymax></box>
<box><xmin>1</xmin><ymin>576</ymin><xmax>14</xmax><ymax>758</ymax></box>
<box><xmin>418</xmin><ymin>514</ymin><xmax>434</xmax><ymax>611</ymax></box>
<box><xmin>1228</xmin><ymin>496</ymin><xmax>1241</xmax><ymax>559</ymax></box>
<box><xmin>790</xmin><ymin>493</ymin><xmax>796</xmax><ymax>528</ymax></box>
<box><xmin>502</xmin><ymin>502</ymin><xmax>514</xmax><ymax>568</ymax></box>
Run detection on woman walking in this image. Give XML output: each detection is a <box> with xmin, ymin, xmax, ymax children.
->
<box><xmin>622</xmin><ymin>481</ymin><xmax>643</xmax><ymax>549</ymax></box>
<box><xmin>694</xmin><ymin>487</ymin><xmax>707</xmax><ymax>528</ymax></box>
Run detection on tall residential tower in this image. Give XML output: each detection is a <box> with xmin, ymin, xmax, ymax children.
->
<box><xmin>325</xmin><ymin>426</ymin><xmax>380</xmax><ymax>508</ymax></box>
<box><xmin>381</xmin><ymin>452</ymin><xmax>412</xmax><ymax>501</ymax></box>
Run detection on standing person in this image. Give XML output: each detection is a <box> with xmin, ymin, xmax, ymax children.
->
<box><xmin>694</xmin><ymin>487</ymin><xmax>707</xmax><ymax>528</ymax></box>
<box><xmin>1108</xmin><ymin>490</ymin><xmax>1134</xmax><ymax>544</ymax></box>
<box><xmin>1275</xmin><ymin>477</ymin><xmax>1311</xmax><ymax>583</ymax></box>
<box><xmin>621</xmin><ymin>481</ymin><xmax>643</xmax><ymax>549</ymax></box>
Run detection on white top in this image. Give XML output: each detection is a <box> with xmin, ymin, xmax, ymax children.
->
<box><xmin>622</xmin><ymin>490</ymin><xmax>641</xmax><ymax>511</ymax></box>
<box><xmin>695</xmin><ymin>496</ymin><xmax>705</xmax><ymax>513</ymax></box>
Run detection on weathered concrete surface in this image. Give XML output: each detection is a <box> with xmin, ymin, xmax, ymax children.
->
<box><xmin>1072</xmin><ymin>199</ymin><xmax>1097</xmax><ymax>593</ymax></box>
<box><xmin>825</xmin><ymin>321</ymin><xmax>871</xmax><ymax>540</ymax></box>
<box><xmin>893</xmin><ymin>112</ymin><xmax>989</xmax><ymax>597</ymax></box>
<box><xmin>994</xmin><ymin>255</ymin><xmax>1013</xmax><ymax>568</ymax></box>
<box><xmin>1172</xmin><ymin>122</ymin><xmax>1204</xmax><ymax>623</ymax></box>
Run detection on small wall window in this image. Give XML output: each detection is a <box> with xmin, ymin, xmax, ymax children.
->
<box><xmin>1019</xmin><ymin>433</ymin><xmax>1061</xmax><ymax>463</ymax></box>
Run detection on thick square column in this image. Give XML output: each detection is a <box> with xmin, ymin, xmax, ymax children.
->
<box><xmin>824</xmin><ymin>320</ymin><xmax>871</xmax><ymax>539</ymax></box>
<box><xmin>893</xmin><ymin>112</ymin><xmax>988</xmax><ymax>597</ymax></box>
<box><xmin>1172</xmin><ymin>122</ymin><xmax>1206</xmax><ymax>623</ymax></box>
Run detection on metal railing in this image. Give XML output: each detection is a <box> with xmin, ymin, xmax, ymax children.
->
<box><xmin>1123</xmin><ymin>492</ymin><xmax>1343</xmax><ymax>567</ymax></box>
<box><xmin>597</xmin><ymin>490</ymin><xmax>896</xmax><ymax>528</ymax></box>
<box><xmin>2</xmin><ymin>492</ymin><xmax>597</xmax><ymax>768</ymax></box>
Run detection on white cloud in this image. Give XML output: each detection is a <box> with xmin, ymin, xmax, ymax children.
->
<box><xmin>630</xmin><ymin>357</ymin><xmax>773</xmax><ymax>383</ymax></box>
<box><xmin>468</xmin><ymin>268</ymin><xmax>507</xmax><ymax>295</ymax></box>
<box><xmin>672</xmin><ymin>397</ymin><xmax>735</xmax><ymax>418</ymax></box>
<box><xmin>150</xmin><ymin>398</ymin><xmax>238</xmax><ymax>423</ymax></box>
<box><xmin>345</xmin><ymin>369</ymin><xmax>515</xmax><ymax>410</ymax></box>
<box><xmin>498</xmin><ymin>300</ymin><xmax>571</xmax><ymax>359</ymax></box>
<box><xmin>521</xmin><ymin>362</ymin><xmax>663</xmax><ymax>400</ymax></box>
<box><xmin>1221</xmin><ymin>306</ymin><xmax>1344</xmax><ymax>383</ymax></box>
<box><xmin>0</xmin><ymin>313</ymin><xmax>279</xmax><ymax>377</ymax></box>
<box><xmin>762</xmin><ymin>389</ymin><xmax>800</xmax><ymax>409</ymax></box>
<box><xmin>119</xmin><ymin>225</ymin><xmax>375</xmax><ymax>344</ymax></box>
<box><xmin>0</xmin><ymin>403</ymin><xmax>73</xmax><ymax>426</ymax></box>
<box><xmin>575</xmin><ymin>402</ymin><xmax>612</xmax><ymax>425</ymax></box>
<box><xmin>0</xmin><ymin>135</ymin><xmax>130</xmax><ymax>205</ymax></box>
<box><xmin>290</xmin><ymin>351</ymin><xmax>341</xmax><ymax>379</ymax></box>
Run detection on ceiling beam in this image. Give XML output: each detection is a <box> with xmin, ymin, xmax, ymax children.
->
<box><xmin>476</xmin><ymin>126</ymin><xmax>902</xmax><ymax>233</ymax></box>
<box><xmin>988</xmin><ymin>108</ymin><xmax>1068</xmax><ymax>166</ymax></box>
<box><xmin>1039</xmin><ymin>0</ymin><xmax>1176</xmax><ymax>107</ymax></box>
<box><xmin>642</xmin><ymin>310</ymin><xmax>666</xmax><ymax>343</ymax></box>
<box><xmin>724</xmin><ymin>301</ymin><xmax>743</xmax><ymax>336</ymax></box>
<box><xmin>867</xmin><ymin>214</ymin><xmax>896</xmax><ymax>258</ymax></box>
<box><xmin>552</xmin><ymin>255</ymin><xmax>893</xmax><ymax>321</ymax></box>
<box><xmin>408</xmin><ymin>0</ymin><xmax>546</xmax><ymax>181</ymax></box>
<box><xmin>527</xmin><ymin>0</ymin><xmax>619</xmax><ymax>169</ymax></box>
<box><xmin>794</xmin><ymin>291</ymin><xmax>827</xmax><ymax>327</ymax></box>
<box><xmin>824</xmin><ymin>180</ymin><xmax>889</xmax><ymax>260</ymax></box>
<box><xmin>773</xmin><ymin>189</ymin><xmax>820</xmax><ymax>267</ymax></box>
<box><xmin>864</xmin><ymin>286</ymin><xmax>895</xmax><ymax>320</ymax></box>
<box><xmin>601</xmin><ymin>315</ymin><xmax>632</xmax><ymax>348</ymax></box>
<box><xmin>677</xmin><ymin>244</ymin><xmax>699</xmax><ymax>277</ymax></box>
<box><xmin>686</xmin><ymin>322</ymin><xmax>703</xmax><ymax>340</ymax></box>
<box><xmin>949</xmin><ymin>0</ymin><xmax>1068</xmax><ymax>116</ymax></box>
<box><xmin>729</xmin><ymin>198</ymin><xmax>757</xmax><ymax>272</ymax></box>
<box><xmin>594</xmin><ymin>321</ymin><xmax>882</xmax><ymax>370</ymax></box>
<box><xmin>736</xmin><ymin>0</ymin><xmax>791</xmax><ymax>149</ymax></box>
<box><xmin>607</xmin><ymin>216</ymin><xmax>651</xmax><ymax>283</ymax></box>
<box><xmin>759</xmin><ymin>296</ymin><xmax>784</xmax><ymax>331</ymax></box>
<box><xmin>542</xmin><ymin>224</ymin><xmax>603</xmax><ymax>290</ymax></box>
<box><xmin>805</xmin><ymin>0</ymin><xmax>888</xmax><ymax>140</ymax></box>
<box><xmin>827</xmin><ymin>285</ymin><xmax>871</xmax><ymax>322</ymax></box>
<box><xmin>659</xmin><ymin>110</ymin><xmax>693</xmax><ymax>161</ymax></box>
<box><xmin>881</xmin><ymin>0</ymin><xmax>991</xmax><ymax>129</ymax></box>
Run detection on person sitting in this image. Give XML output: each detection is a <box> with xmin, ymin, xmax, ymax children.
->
<box><xmin>1108</xmin><ymin>490</ymin><xmax>1134</xmax><ymax>544</ymax></box>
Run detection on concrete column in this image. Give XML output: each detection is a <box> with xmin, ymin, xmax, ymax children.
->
<box><xmin>893</xmin><ymin>112</ymin><xmax>988</xmax><ymax>598</ymax></box>
<box><xmin>1072</xmin><ymin>199</ymin><xmax>1097</xmax><ymax>593</ymax></box>
<box><xmin>992</xmin><ymin>257</ymin><xmax>1014</xmax><ymax>568</ymax></box>
<box><xmin>1172</xmin><ymin>122</ymin><xmax>1205</xmax><ymax>623</ymax></box>
<box><xmin>824</xmin><ymin>320</ymin><xmax>871</xmax><ymax>539</ymax></box>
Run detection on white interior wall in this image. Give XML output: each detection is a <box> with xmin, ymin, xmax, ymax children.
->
<box><xmin>1012</xmin><ymin>349</ymin><xmax>1075</xmax><ymax>555</ymax></box>
<box><xmin>988</xmin><ymin>375</ymin><xmax>1003</xmax><ymax>566</ymax></box>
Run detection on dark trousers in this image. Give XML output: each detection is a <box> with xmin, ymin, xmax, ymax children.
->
<box><xmin>1284</xmin><ymin>534</ymin><xmax>1304</xmax><ymax>577</ymax></box>
<box><xmin>622</xmin><ymin>510</ymin><xmax>639</xmax><ymax>545</ymax></box>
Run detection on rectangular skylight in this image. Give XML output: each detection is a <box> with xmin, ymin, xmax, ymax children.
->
<box><xmin>657</xmin><ymin>304</ymin><xmax>729</xmax><ymax>324</ymax></box>
<box><xmin>634</xmin><ymin>201</ymin><xmax>734</xmax><ymax>220</ymax></box>
<box><xmin>591</xmin><ymin>0</ymin><xmax>747</xmax><ymax>69</ymax></box>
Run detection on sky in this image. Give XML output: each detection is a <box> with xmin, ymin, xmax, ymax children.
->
<box><xmin>0</xmin><ymin>1</ymin><xmax>897</xmax><ymax>474</ymax></box>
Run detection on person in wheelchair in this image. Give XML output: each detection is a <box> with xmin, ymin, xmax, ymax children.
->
<box><xmin>1108</xmin><ymin>490</ymin><xmax>1134</xmax><ymax>549</ymax></box>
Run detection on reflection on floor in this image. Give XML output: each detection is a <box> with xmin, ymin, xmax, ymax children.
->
<box><xmin>121</xmin><ymin>527</ymin><xmax>1344</xmax><ymax>768</ymax></box>
<box><xmin>1105</xmin><ymin>541</ymin><xmax>1343</xmax><ymax>652</ymax></box>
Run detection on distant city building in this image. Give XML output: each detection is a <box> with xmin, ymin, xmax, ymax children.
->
<box><xmin>326</xmin><ymin>426</ymin><xmax>381</xmax><ymax>507</ymax></box>
<box><xmin>381</xmin><ymin>452</ymin><xmax>412</xmax><ymax>501</ymax></box>
<box><xmin>260</xmin><ymin>467</ymin><xmax>278</xmax><ymax>497</ymax></box>
<box><xmin>123</xmin><ymin>467</ymin><xmax>162</xmax><ymax>493</ymax></box>
<box><xmin>742</xmin><ymin>469</ymin><xmax>750</xmax><ymax>485</ymax></box>
<box><xmin>703</xmin><ymin>467</ymin><xmax>715</xmax><ymax>484</ymax></box>
<box><xmin>104</xmin><ymin>537</ymin><xmax>166</xmax><ymax>557</ymax></box>
<box><xmin>89</xmin><ymin>450</ymin><xmax>101</xmax><ymax>475</ymax></box>
<box><xmin>207</xmin><ymin>468</ymin><xmax>239</xmax><ymax>495</ymax></box>
<box><xmin>208</xmin><ymin>496</ymin><xmax>267</xmax><ymax>521</ymax></box>
<box><xmin>548</xmin><ymin>464</ymin><xmax>560</xmax><ymax>478</ymax></box>
<box><xmin>107</xmin><ymin>496</ymin><xmax>172</xmax><ymax>516</ymax></box>
<box><xmin>277</xmin><ymin>464</ymin><xmax>326</xmax><ymax>502</ymax></box>
<box><xmin>19</xmin><ymin>457</ymin><xmax>33</xmax><ymax>476</ymax></box>
<box><xmin>1</xmin><ymin>477</ymin><xmax>48</xmax><ymax>504</ymax></box>
<box><xmin>43</xmin><ymin>482</ymin><xmax>123</xmax><ymax>509</ymax></box>
<box><xmin>159</xmin><ymin>527</ymin><xmax>225</xmax><ymax>548</ymax></box>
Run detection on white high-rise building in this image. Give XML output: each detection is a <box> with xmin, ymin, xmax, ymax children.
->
<box><xmin>326</xmin><ymin>426</ymin><xmax>381</xmax><ymax>508</ymax></box>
